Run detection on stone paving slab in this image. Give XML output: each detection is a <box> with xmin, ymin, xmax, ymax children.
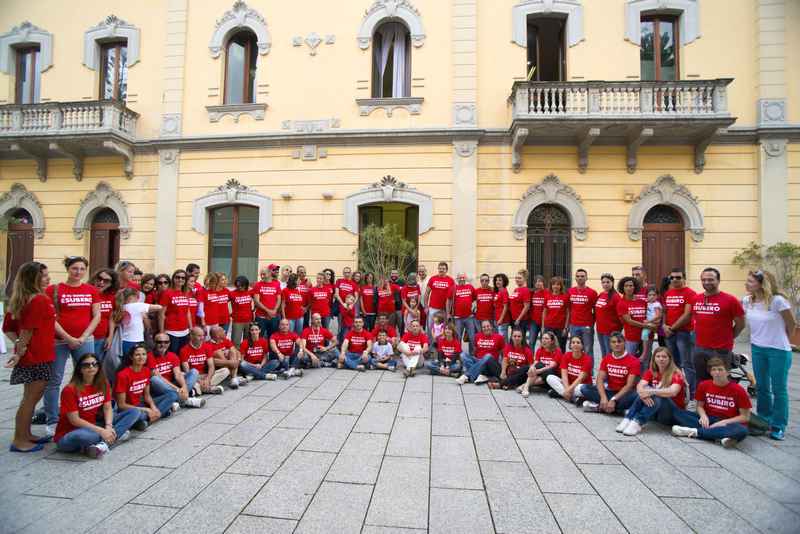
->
<box><xmin>296</xmin><ymin>481</ymin><xmax>372</xmax><ymax>534</ymax></box>
<box><xmin>366</xmin><ymin>456</ymin><xmax>430</xmax><ymax>530</ymax></box>
<box><xmin>544</xmin><ymin>493</ymin><xmax>626</xmax><ymax>534</ymax></box>
<box><xmin>429</xmin><ymin>488</ymin><xmax>494</xmax><ymax>534</ymax></box>
<box><xmin>430</xmin><ymin>435</ymin><xmax>483</xmax><ymax>490</ymax></box>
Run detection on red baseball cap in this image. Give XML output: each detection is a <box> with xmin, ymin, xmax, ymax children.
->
<box><xmin>268</xmin><ymin>263</ymin><xmax>280</xmax><ymax>270</ymax></box>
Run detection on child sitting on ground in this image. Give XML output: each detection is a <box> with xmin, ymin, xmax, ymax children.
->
<box><xmin>369</xmin><ymin>330</ymin><xmax>396</xmax><ymax>371</ymax></box>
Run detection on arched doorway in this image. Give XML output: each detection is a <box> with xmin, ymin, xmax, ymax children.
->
<box><xmin>642</xmin><ymin>204</ymin><xmax>685</xmax><ymax>288</ymax></box>
<box><xmin>359</xmin><ymin>202</ymin><xmax>419</xmax><ymax>274</ymax></box>
<box><xmin>208</xmin><ymin>205</ymin><xmax>259</xmax><ymax>281</ymax></box>
<box><xmin>527</xmin><ymin>204</ymin><xmax>571</xmax><ymax>286</ymax></box>
<box><xmin>4</xmin><ymin>208</ymin><xmax>34</xmax><ymax>296</ymax></box>
<box><xmin>90</xmin><ymin>208</ymin><xmax>121</xmax><ymax>275</ymax></box>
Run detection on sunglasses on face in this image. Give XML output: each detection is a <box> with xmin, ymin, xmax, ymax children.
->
<box><xmin>174</xmin><ymin>276</ymin><xmax>186</xmax><ymax>280</ymax></box>
<box><xmin>157</xmin><ymin>280</ymin><xmax>169</xmax><ymax>285</ymax></box>
<box><xmin>97</xmin><ymin>277</ymin><xmax>112</xmax><ymax>283</ymax></box>
<box><xmin>155</xmin><ymin>339</ymin><xmax>170</xmax><ymax>344</ymax></box>
<box><xmin>670</xmin><ymin>275</ymin><xmax>683</xmax><ymax>280</ymax></box>
<box><xmin>80</xmin><ymin>361</ymin><xmax>99</xmax><ymax>368</ymax></box>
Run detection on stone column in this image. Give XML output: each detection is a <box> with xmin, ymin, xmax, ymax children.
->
<box><xmin>155</xmin><ymin>150</ymin><xmax>180</xmax><ymax>273</ymax></box>
<box><xmin>758</xmin><ymin>139</ymin><xmax>789</xmax><ymax>246</ymax></box>
<box><xmin>452</xmin><ymin>0</ymin><xmax>478</xmax><ymax>128</ymax></box>
<box><xmin>453</xmin><ymin>141</ymin><xmax>478</xmax><ymax>278</ymax></box>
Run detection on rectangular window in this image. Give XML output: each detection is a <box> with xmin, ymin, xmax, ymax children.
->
<box><xmin>224</xmin><ymin>32</ymin><xmax>257</xmax><ymax>105</ymax></box>
<box><xmin>526</xmin><ymin>17</ymin><xmax>566</xmax><ymax>82</ymax></box>
<box><xmin>100</xmin><ymin>42</ymin><xmax>128</xmax><ymax>100</ymax></box>
<box><xmin>640</xmin><ymin>16</ymin><xmax>678</xmax><ymax>81</ymax></box>
<box><xmin>15</xmin><ymin>46</ymin><xmax>40</xmax><ymax>104</ymax></box>
<box><xmin>209</xmin><ymin>205</ymin><xmax>258</xmax><ymax>281</ymax></box>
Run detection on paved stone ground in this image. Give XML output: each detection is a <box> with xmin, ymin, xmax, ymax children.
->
<box><xmin>0</xmin><ymin>340</ymin><xmax>799</xmax><ymax>533</ymax></box>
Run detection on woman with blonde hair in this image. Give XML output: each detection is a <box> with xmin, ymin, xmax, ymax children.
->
<box><xmin>743</xmin><ymin>269</ymin><xmax>797</xmax><ymax>440</ymax></box>
<box><xmin>203</xmin><ymin>271</ymin><xmax>231</xmax><ymax>335</ymax></box>
<box><xmin>617</xmin><ymin>346</ymin><xmax>686</xmax><ymax>436</ymax></box>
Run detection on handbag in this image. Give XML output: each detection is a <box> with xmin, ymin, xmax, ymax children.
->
<box><xmin>103</xmin><ymin>327</ymin><xmax>123</xmax><ymax>387</ymax></box>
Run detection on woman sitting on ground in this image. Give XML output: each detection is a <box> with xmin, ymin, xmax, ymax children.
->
<box><xmin>488</xmin><ymin>328</ymin><xmax>533</xmax><ymax>391</ymax></box>
<box><xmin>115</xmin><ymin>344</ymin><xmax>178</xmax><ymax>431</ymax></box>
<box><xmin>519</xmin><ymin>331</ymin><xmax>563</xmax><ymax>397</ymax></box>
<box><xmin>426</xmin><ymin>323</ymin><xmax>463</xmax><ymax>376</ymax></box>
<box><xmin>239</xmin><ymin>322</ymin><xmax>279</xmax><ymax>380</ymax></box>
<box><xmin>546</xmin><ymin>335</ymin><xmax>593</xmax><ymax>402</ymax></box>
<box><xmin>398</xmin><ymin>319</ymin><xmax>429</xmax><ymax>377</ymax></box>
<box><xmin>457</xmin><ymin>320</ymin><xmax>505</xmax><ymax>385</ymax></box>
<box><xmin>55</xmin><ymin>353</ymin><xmax>139</xmax><ymax>458</ymax></box>
<box><xmin>578</xmin><ymin>332</ymin><xmax>640</xmax><ymax>414</ymax></box>
<box><xmin>616</xmin><ymin>346</ymin><xmax>686</xmax><ymax>436</ymax></box>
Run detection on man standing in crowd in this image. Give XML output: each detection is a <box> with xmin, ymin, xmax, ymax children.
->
<box><xmin>568</xmin><ymin>268</ymin><xmax>598</xmax><ymax>362</ymax></box>
<box><xmin>663</xmin><ymin>268</ymin><xmax>696</xmax><ymax>394</ymax></box>
<box><xmin>253</xmin><ymin>264</ymin><xmax>282</xmax><ymax>340</ymax></box>
<box><xmin>632</xmin><ymin>265</ymin><xmax>650</xmax><ymax>300</ymax></box>
<box><xmin>424</xmin><ymin>262</ymin><xmax>455</xmax><ymax>340</ymax></box>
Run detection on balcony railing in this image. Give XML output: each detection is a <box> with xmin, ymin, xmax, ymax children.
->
<box><xmin>0</xmin><ymin>100</ymin><xmax>138</xmax><ymax>139</ymax></box>
<box><xmin>510</xmin><ymin>79</ymin><xmax>733</xmax><ymax>120</ymax></box>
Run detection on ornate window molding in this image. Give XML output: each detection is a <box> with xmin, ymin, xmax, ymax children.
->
<box><xmin>624</xmin><ymin>0</ymin><xmax>700</xmax><ymax>46</ymax></box>
<box><xmin>0</xmin><ymin>183</ymin><xmax>45</xmax><ymax>238</ymax></box>
<box><xmin>209</xmin><ymin>1</ymin><xmax>271</xmax><ymax>58</ymax></box>
<box><xmin>206</xmin><ymin>103</ymin><xmax>267</xmax><ymax>123</ymax></box>
<box><xmin>192</xmin><ymin>179</ymin><xmax>272</xmax><ymax>235</ymax></box>
<box><xmin>512</xmin><ymin>174</ymin><xmax>588</xmax><ymax>240</ymax></box>
<box><xmin>627</xmin><ymin>175</ymin><xmax>704</xmax><ymax>242</ymax></box>
<box><xmin>0</xmin><ymin>21</ymin><xmax>54</xmax><ymax>74</ymax></box>
<box><xmin>356</xmin><ymin>97</ymin><xmax>423</xmax><ymax>117</ymax></box>
<box><xmin>73</xmin><ymin>182</ymin><xmax>131</xmax><ymax>240</ymax></box>
<box><xmin>343</xmin><ymin>175</ymin><xmax>433</xmax><ymax>235</ymax></box>
<box><xmin>83</xmin><ymin>15</ymin><xmax>141</xmax><ymax>70</ymax></box>
<box><xmin>357</xmin><ymin>0</ymin><xmax>426</xmax><ymax>50</ymax></box>
<box><xmin>512</xmin><ymin>1</ymin><xmax>585</xmax><ymax>48</ymax></box>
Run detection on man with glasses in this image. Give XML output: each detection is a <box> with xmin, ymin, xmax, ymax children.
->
<box><xmin>179</xmin><ymin>327</ymin><xmax>227</xmax><ymax>394</ymax></box>
<box><xmin>663</xmin><ymin>268</ymin><xmax>697</xmax><ymax>396</ymax></box>
<box><xmin>253</xmin><ymin>264</ymin><xmax>282</xmax><ymax>340</ymax></box>
<box><xmin>568</xmin><ymin>268</ymin><xmax>598</xmax><ymax>361</ymax></box>
<box><xmin>148</xmin><ymin>334</ymin><xmax>205</xmax><ymax>408</ymax></box>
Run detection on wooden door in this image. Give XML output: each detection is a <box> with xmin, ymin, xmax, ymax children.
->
<box><xmin>5</xmin><ymin>221</ymin><xmax>34</xmax><ymax>296</ymax></box>
<box><xmin>527</xmin><ymin>204</ymin><xmax>571</xmax><ymax>287</ymax></box>
<box><xmin>642</xmin><ymin>205</ymin><xmax>685</xmax><ymax>288</ymax></box>
<box><xmin>90</xmin><ymin>223</ymin><xmax>120</xmax><ymax>275</ymax></box>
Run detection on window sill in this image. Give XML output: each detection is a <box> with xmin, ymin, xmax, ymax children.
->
<box><xmin>356</xmin><ymin>97</ymin><xmax>423</xmax><ymax>117</ymax></box>
<box><xmin>206</xmin><ymin>103</ymin><xmax>267</xmax><ymax>123</ymax></box>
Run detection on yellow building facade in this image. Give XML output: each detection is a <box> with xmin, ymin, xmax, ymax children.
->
<box><xmin>0</xmin><ymin>0</ymin><xmax>797</xmax><ymax>294</ymax></box>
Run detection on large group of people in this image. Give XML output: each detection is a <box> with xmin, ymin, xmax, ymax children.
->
<box><xmin>2</xmin><ymin>257</ymin><xmax>796</xmax><ymax>459</ymax></box>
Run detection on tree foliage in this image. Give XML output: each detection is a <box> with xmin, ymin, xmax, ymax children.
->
<box><xmin>357</xmin><ymin>224</ymin><xmax>416</xmax><ymax>281</ymax></box>
<box><xmin>733</xmin><ymin>241</ymin><xmax>800</xmax><ymax>316</ymax></box>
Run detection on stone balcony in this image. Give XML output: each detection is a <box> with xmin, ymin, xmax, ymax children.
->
<box><xmin>508</xmin><ymin>78</ymin><xmax>736</xmax><ymax>173</ymax></box>
<box><xmin>0</xmin><ymin>100</ymin><xmax>139</xmax><ymax>181</ymax></box>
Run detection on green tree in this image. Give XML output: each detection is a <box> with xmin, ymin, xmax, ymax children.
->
<box><xmin>733</xmin><ymin>241</ymin><xmax>800</xmax><ymax>317</ymax></box>
<box><xmin>357</xmin><ymin>223</ymin><xmax>416</xmax><ymax>281</ymax></box>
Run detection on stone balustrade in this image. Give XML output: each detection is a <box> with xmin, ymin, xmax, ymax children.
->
<box><xmin>0</xmin><ymin>100</ymin><xmax>138</xmax><ymax>139</ymax></box>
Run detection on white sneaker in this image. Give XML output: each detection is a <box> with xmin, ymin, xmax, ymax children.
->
<box><xmin>623</xmin><ymin>420</ymin><xmax>642</xmax><ymax>436</ymax></box>
<box><xmin>211</xmin><ymin>385</ymin><xmax>224</xmax><ymax>394</ymax></box>
<box><xmin>582</xmin><ymin>401</ymin><xmax>600</xmax><ymax>413</ymax></box>
<box><xmin>616</xmin><ymin>418</ymin><xmax>632</xmax><ymax>433</ymax></box>
<box><xmin>44</xmin><ymin>424</ymin><xmax>56</xmax><ymax>438</ymax></box>
<box><xmin>117</xmin><ymin>430</ymin><xmax>131</xmax><ymax>443</ymax></box>
<box><xmin>474</xmin><ymin>374</ymin><xmax>489</xmax><ymax>385</ymax></box>
<box><xmin>171</xmin><ymin>402</ymin><xmax>180</xmax><ymax>414</ymax></box>
<box><xmin>229</xmin><ymin>377</ymin><xmax>240</xmax><ymax>389</ymax></box>
<box><xmin>265</xmin><ymin>373</ymin><xmax>278</xmax><ymax>381</ymax></box>
<box><xmin>456</xmin><ymin>374</ymin><xmax>469</xmax><ymax>385</ymax></box>
<box><xmin>184</xmin><ymin>397</ymin><xmax>206</xmax><ymax>408</ymax></box>
<box><xmin>245</xmin><ymin>375</ymin><xmax>255</xmax><ymax>381</ymax></box>
<box><xmin>671</xmin><ymin>425</ymin><xmax>698</xmax><ymax>438</ymax></box>
<box><xmin>285</xmin><ymin>368</ymin><xmax>296</xmax><ymax>378</ymax></box>
<box><xmin>721</xmin><ymin>437</ymin><xmax>737</xmax><ymax>449</ymax></box>
<box><xmin>238</xmin><ymin>376</ymin><xmax>249</xmax><ymax>386</ymax></box>
<box><xmin>86</xmin><ymin>441</ymin><xmax>109</xmax><ymax>459</ymax></box>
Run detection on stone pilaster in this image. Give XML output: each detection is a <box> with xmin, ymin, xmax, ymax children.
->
<box><xmin>160</xmin><ymin>0</ymin><xmax>188</xmax><ymax>137</ymax></box>
<box><xmin>155</xmin><ymin>149</ymin><xmax>180</xmax><ymax>272</ymax></box>
<box><xmin>756</xmin><ymin>0</ymin><xmax>787</xmax><ymax>125</ymax></box>
<box><xmin>758</xmin><ymin>139</ymin><xmax>789</xmax><ymax>246</ymax></box>
<box><xmin>452</xmin><ymin>141</ymin><xmax>478</xmax><ymax>278</ymax></box>
<box><xmin>452</xmin><ymin>0</ymin><xmax>477</xmax><ymax>127</ymax></box>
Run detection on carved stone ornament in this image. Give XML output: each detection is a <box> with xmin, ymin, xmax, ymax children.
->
<box><xmin>343</xmin><ymin>175</ymin><xmax>433</xmax><ymax>234</ymax></box>
<box><xmin>627</xmin><ymin>175</ymin><xmax>705</xmax><ymax>242</ymax></box>
<box><xmin>512</xmin><ymin>1</ymin><xmax>585</xmax><ymax>48</ymax></box>
<box><xmin>371</xmin><ymin>175</ymin><xmax>410</xmax><ymax>201</ymax></box>
<box><xmin>281</xmin><ymin>118</ymin><xmax>341</xmax><ymax>133</ymax></box>
<box><xmin>511</xmin><ymin>174</ymin><xmax>588</xmax><ymax>240</ymax></box>
<box><xmin>192</xmin><ymin>179</ymin><xmax>273</xmax><ymax>235</ymax></box>
<box><xmin>0</xmin><ymin>21</ymin><xmax>54</xmax><ymax>74</ymax></box>
<box><xmin>454</xmin><ymin>141</ymin><xmax>477</xmax><ymax>158</ymax></box>
<box><xmin>0</xmin><ymin>183</ymin><xmax>46</xmax><ymax>238</ymax></box>
<box><xmin>74</xmin><ymin>182</ymin><xmax>131</xmax><ymax>240</ymax></box>
<box><xmin>206</xmin><ymin>103</ymin><xmax>267</xmax><ymax>123</ymax></box>
<box><xmin>160</xmin><ymin>149</ymin><xmax>179</xmax><ymax>166</ymax></box>
<box><xmin>209</xmin><ymin>1</ymin><xmax>271</xmax><ymax>58</ymax></box>
<box><xmin>762</xmin><ymin>139</ymin><xmax>787</xmax><ymax>159</ymax></box>
<box><xmin>357</xmin><ymin>0</ymin><xmax>426</xmax><ymax>49</ymax></box>
<box><xmin>292</xmin><ymin>33</ymin><xmax>335</xmax><ymax>55</ymax></box>
<box><xmin>357</xmin><ymin>97</ymin><xmax>423</xmax><ymax>117</ymax></box>
<box><xmin>83</xmin><ymin>15</ymin><xmax>141</xmax><ymax>70</ymax></box>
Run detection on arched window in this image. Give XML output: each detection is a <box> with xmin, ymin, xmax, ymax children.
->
<box><xmin>99</xmin><ymin>40</ymin><xmax>128</xmax><ymax>101</ymax></box>
<box><xmin>225</xmin><ymin>30</ymin><xmax>258</xmax><ymax>105</ymax></box>
<box><xmin>209</xmin><ymin>205</ymin><xmax>258</xmax><ymax>281</ymax></box>
<box><xmin>642</xmin><ymin>204</ymin><xmax>685</xmax><ymax>287</ymax></box>
<box><xmin>527</xmin><ymin>204</ymin><xmax>572</xmax><ymax>286</ymax></box>
<box><xmin>372</xmin><ymin>22</ymin><xmax>411</xmax><ymax>98</ymax></box>
<box><xmin>4</xmin><ymin>208</ymin><xmax>34</xmax><ymax>296</ymax></box>
<box><xmin>90</xmin><ymin>208</ymin><xmax>120</xmax><ymax>275</ymax></box>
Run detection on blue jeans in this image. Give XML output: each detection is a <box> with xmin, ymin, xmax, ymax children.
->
<box><xmin>454</xmin><ymin>317</ymin><xmax>477</xmax><ymax>347</ymax></box>
<box><xmin>624</xmin><ymin>340</ymin><xmax>641</xmax><ymax>358</ymax></box>
<box><xmin>140</xmin><ymin>389</ymin><xmax>179</xmax><ymax>420</ymax></box>
<box><xmin>275</xmin><ymin>349</ymin><xmax>299</xmax><ymax>372</ymax></box>
<box><xmin>287</xmin><ymin>318</ymin><xmax>304</xmax><ymax>336</ymax></box>
<box><xmin>425</xmin><ymin>356</ymin><xmax>462</xmax><ymax>375</ymax></box>
<box><xmin>626</xmin><ymin>396</ymin><xmax>679</xmax><ymax>425</ymax></box>
<box><xmin>579</xmin><ymin>385</ymin><xmax>638</xmax><ymax>413</ymax></box>
<box><xmin>672</xmin><ymin>410</ymin><xmax>749</xmax><ymax>442</ymax></box>
<box><xmin>150</xmin><ymin>370</ymin><xmax>198</xmax><ymax>400</ymax></box>
<box><xmin>93</xmin><ymin>337</ymin><xmax>107</xmax><ymax>362</ymax></box>
<box><xmin>570</xmin><ymin>325</ymin><xmax>595</xmax><ymax>364</ymax></box>
<box><xmin>240</xmin><ymin>359</ymin><xmax>282</xmax><ymax>379</ymax></box>
<box><xmin>42</xmin><ymin>338</ymin><xmax>96</xmax><ymax>425</ymax></box>
<box><xmin>168</xmin><ymin>334</ymin><xmax>188</xmax><ymax>356</ymax></box>
<box><xmin>597</xmin><ymin>333</ymin><xmax>611</xmax><ymax>359</ymax></box>
<box><xmin>256</xmin><ymin>317</ymin><xmax>279</xmax><ymax>341</ymax></box>
<box><xmin>311</xmin><ymin>348</ymin><xmax>340</xmax><ymax>366</ymax></box>
<box><xmin>529</xmin><ymin>322</ymin><xmax>542</xmax><ymax>350</ymax></box>
<box><xmin>496</xmin><ymin>323</ymin><xmax>509</xmax><ymax>343</ymax></box>
<box><xmin>344</xmin><ymin>351</ymin><xmax>368</xmax><ymax>370</ymax></box>
<box><xmin>56</xmin><ymin>407</ymin><xmax>140</xmax><ymax>453</ymax></box>
<box><xmin>666</xmin><ymin>330</ymin><xmax>695</xmax><ymax>395</ymax></box>
<box><xmin>370</xmin><ymin>356</ymin><xmax>397</xmax><ymax>369</ymax></box>
<box><xmin>751</xmin><ymin>343</ymin><xmax>792</xmax><ymax>432</ymax></box>
<box><xmin>462</xmin><ymin>353</ymin><xmax>500</xmax><ymax>382</ymax></box>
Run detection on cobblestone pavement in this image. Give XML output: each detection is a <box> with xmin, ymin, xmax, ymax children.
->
<box><xmin>0</xmin><ymin>342</ymin><xmax>798</xmax><ymax>533</ymax></box>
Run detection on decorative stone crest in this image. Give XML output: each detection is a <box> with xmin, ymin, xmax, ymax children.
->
<box><xmin>160</xmin><ymin>149</ymin><xmax>179</xmax><ymax>166</ymax></box>
<box><xmin>209</xmin><ymin>1</ymin><xmax>271</xmax><ymax>58</ymax></box>
<box><xmin>762</xmin><ymin>139</ymin><xmax>787</xmax><ymax>159</ymax></box>
<box><xmin>0</xmin><ymin>183</ymin><xmax>45</xmax><ymax>238</ymax></box>
<box><xmin>627</xmin><ymin>175</ymin><xmax>705</xmax><ymax>242</ymax></box>
<box><xmin>192</xmin><ymin>179</ymin><xmax>273</xmax><ymax>235</ymax></box>
<box><xmin>73</xmin><ymin>182</ymin><xmax>131</xmax><ymax>240</ymax></box>
<box><xmin>0</xmin><ymin>21</ymin><xmax>54</xmax><ymax>74</ymax></box>
<box><xmin>511</xmin><ymin>174</ymin><xmax>588</xmax><ymax>240</ymax></box>
<box><xmin>370</xmin><ymin>175</ymin><xmax>411</xmax><ymax>201</ymax></box>
<box><xmin>343</xmin><ymin>175</ymin><xmax>432</xmax><ymax>234</ymax></box>
<box><xmin>357</xmin><ymin>0</ymin><xmax>426</xmax><ymax>49</ymax></box>
<box><xmin>281</xmin><ymin>118</ymin><xmax>341</xmax><ymax>133</ymax></box>
<box><xmin>454</xmin><ymin>141</ymin><xmax>477</xmax><ymax>158</ymax></box>
<box><xmin>292</xmin><ymin>33</ymin><xmax>335</xmax><ymax>55</ymax></box>
<box><xmin>512</xmin><ymin>1</ymin><xmax>585</xmax><ymax>48</ymax></box>
<box><xmin>83</xmin><ymin>15</ymin><xmax>141</xmax><ymax>70</ymax></box>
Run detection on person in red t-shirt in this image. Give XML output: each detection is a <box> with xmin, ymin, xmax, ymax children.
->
<box><xmin>116</xmin><ymin>345</ymin><xmax>178</xmax><ymax>431</ymax></box>
<box><xmin>520</xmin><ymin>330</ymin><xmax>563</xmax><ymax>395</ymax></box>
<box><xmin>632</xmin><ymin>265</ymin><xmax>650</xmax><ymax>301</ymax></box>
<box><xmin>371</xmin><ymin>313</ymin><xmax>399</xmax><ymax>347</ymax></box>
<box><xmin>91</xmin><ymin>268</ymin><xmax>119</xmax><ymax>360</ymax></box>
<box><xmin>270</xmin><ymin>319</ymin><xmax>303</xmax><ymax>378</ymax></box>
<box><xmin>661</xmin><ymin>268</ymin><xmax>696</xmax><ymax>395</ymax></box>
<box><xmin>253</xmin><ymin>265</ymin><xmax>283</xmax><ymax>340</ymax></box>
<box><xmin>424</xmin><ymin>262</ymin><xmax>455</xmax><ymax>339</ymax></box>
<box><xmin>208</xmin><ymin>325</ymin><xmax>245</xmax><ymax>388</ymax></box>
<box><xmin>490</xmin><ymin>328</ymin><xmax>534</xmax><ymax>391</ymax></box>
<box><xmin>508</xmin><ymin>269</ymin><xmax>531</xmax><ymax>336</ymax></box>
<box><xmin>457</xmin><ymin>320</ymin><xmax>505</xmax><ymax>385</ymax></box>
<box><xmin>528</xmin><ymin>275</ymin><xmax>547</xmax><ymax>348</ymax></box>
<box><xmin>568</xmin><ymin>268</ymin><xmax>598</xmax><ymax>361</ymax></box>
<box><xmin>116</xmin><ymin>260</ymin><xmax>141</xmax><ymax>293</ymax></box>
<box><xmin>547</xmin><ymin>335</ymin><xmax>593</xmax><ymax>402</ymax></box>
<box><xmin>360</xmin><ymin>272</ymin><xmax>378</xmax><ymax>331</ymax></box>
<box><xmin>159</xmin><ymin>269</ymin><xmax>194</xmax><ymax>355</ymax></box>
<box><xmin>339</xmin><ymin>317</ymin><xmax>373</xmax><ymax>371</ymax></box>
<box><xmin>579</xmin><ymin>332</ymin><xmax>640</xmax><ymax>414</ymax></box>
<box><xmin>691</xmin><ymin>267</ymin><xmax>746</xmax><ymax>385</ymax></box>
<box><xmin>401</xmin><ymin>272</ymin><xmax>425</xmax><ymax>334</ymax></box>
<box><xmin>425</xmin><ymin>323</ymin><xmax>464</xmax><ymax>376</ymax></box>
<box><xmin>202</xmin><ymin>272</ymin><xmax>230</xmax><ymax>333</ymax></box>
<box><xmin>474</xmin><ymin>274</ymin><xmax>495</xmax><ymax>347</ymax></box>
<box><xmin>617</xmin><ymin>346</ymin><xmax>686</xmax><ymax>436</ymax></box>
<box><xmin>594</xmin><ymin>274</ymin><xmax>622</xmax><ymax>359</ymax></box>
<box><xmin>282</xmin><ymin>274</ymin><xmax>308</xmax><ymax>336</ymax></box>
<box><xmin>541</xmin><ymin>276</ymin><xmax>570</xmax><ymax>352</ymax></box>
<box><xmin>239</xmin><ymin>322</ymin><xmax>281</xmax><ymax>380</ymax></box>
<box><xmin>452</xmin><ymin>272</ymin><xmax>476</xmax><ymax>347</ymax></box>
<box><xmin>616</xmin><ymin>276</ymin><xmax>650</xmax><ymax>358</ymax></box>
<box><xmin>6</xmin><ymin>261</ymin><xmax>56</xmax><ymax>452</ymax></box>
<box><xmin>229</xmin><ymin>276</ymin><xmax>254</xmax><ymax>347</ymax></box>
<box><xmin>493</xmin><ymin>273</ymin><xmax>511</xmax><ymax>341</ymax></box>
<box><xmin>148</xmin><ymin>332</ymin><xmax>204</xmax><ymax>408</ymax></box>
<box><xmin>375</xmin><ymin>278</ymin><xmax>397</xmax><ymax>324</ymax></box>
<box><xmin>300</xmin><ymin>313</ymin><xmax>339</xmax><ymax>368</ymax></box>
<box><xmin>54</xmin><ymin>353</ymin><xmax>139</xmax><ymax>458</ymax></box>
<box><xmin>335</xmin><ymin>266</ymin><xmax>359</xmax><ymax>326</ymax></box>
<box><xmin>398</xmin><ymin>319</ymin><xmax>429</xmax><ymax>377</ymax></box>
<box><xmin>672</xmin><ymin>356</ymin><xmax>751</xmax><ymax>447</ymax></box>
<box><xmin>180</xmin><ymin>327</ymin><xmax>228</xmax><ymax>394</ymax></box>
<box><xmin>307</xmin><ymin>273</ymin><xmax>333</xmax><ymax>328</ymax></box>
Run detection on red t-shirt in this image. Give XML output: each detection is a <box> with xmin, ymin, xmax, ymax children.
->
<box><xmin>47</xmin><ymin>283</ymin><xmax>100</xmax><ymax>339</ymax></box>
<box><xmin>144</xmin><ymin>291</ymin><xmax>157</xmax><ymax>305</ymax></box>
<box><xmin>494</xmin><ymin>288</ymin><xmax>510</xmax><ymax>324</ymax></box>
<box><xmin>54</xmin><ymin>383</ymin><xmax>109</xmax><ymax>441</ymax></box>
<box><xmin>301</xmin><ymin>326</ymin><xmax>334</xmax><ymax>350</ymax></box>
<box><xmin>401</xmin><ymin>331</ymin><xmax>429</xmax><ymax>352</ymax></box>
<box><xmin>616</xmin><ymin>298</ymin><xmax>647</xmax><ymax>342</ymax></box>
<box><xmin>308</xmin><ymin>286</ymin><xmax>333</xmax><ymax>317</ymax></box>
<box><xmin>474</xmin><ymin>332</ymin><xmax>505</xmax><ymax>359</ymax></box>
<box><xmin>209</xmin><ymin>337</ymin><xmax>233</xmax><ymax>357</ymax></box>
<box><xmin>240</xmin><ymin>338</ymin><xmax>269</xmax><ymax>364</ymax></box>
<box><xmin>641</xmin><ymin>368</ymin><xmax>687</xmax><ymax>409</ymax></box>
<box><xmin>371</xmin><ymin>324</ymin><xmax>398</xmax><ymax>339</ymax></box>
<box><xmin>270</xmin><ymin>331</ymin><xmax>299</xmax><ymax>356</ymax></box>
<box><xmin>534</xmin><ymin>346</ymin><xmax>563</xmax><ymax>368</ymax></box>
<box><xmin>474</xmin><ymin>288</ymin><xmax>494</xmax><ymax>321</ymax></box>
<box><xmin>453</xmin><ymin>285</ymin><xmax>476</xmax><ymax>318</ymax></box>
<box><xmin>695</xmin><ymin>379</ymin><xmax>751</xmax><ymax>419</ymax></box>
<box><xmin>600</xmin><ymin>353</ymin><xmax>641</xmax><ymax>391</ymax></box>
<box><xmin>568</xmin><ymin>286</ymin><xmax>598</xmax><ymax>327</ymax></box>
<box><xmin>344</xmin><ymin>329</ymin><xmax>373</xmax><ymax>353</ymax></box>
<box><xmin>95</xmin><ymin>292</ymin><xmax>115</xmax><ymax>339</ymax></box>
<box><xmin>360</xmin><ymin>286</ymin><xmax>377</xmax><ymax>314</ymax></box>
<box><xmin>508</xmin><ymin>286</ymin><xmax>531</xmax><ymax>322</ymax></box>
<box><xmin>180</xmin><ymin>342</ymin><xmax>213</xmax><ymax>373</ymax></box>
<box><xmin>187</xmin><ymin>292</ymin><xmax>200</xmax><ymax>325</ymax></box>
<box><xmin>340</xmin><ymin>304</ymin><xmax>355</xmax><ymax>328</ymax></box>
<box><xmin>281</xmin><ymin>287</ymin><xmax>306</xmax><ymax>319</ymax></box>
<box><xmin>203</xmin><ymin>289</ymin><xmax>230</xmax><ymax>325</ymax></box>
<box><xmin>543</xmin><ymin>292</ymin><xmax>569</xmax><ymax>329</ymax></box>
<box><xmin>18</xmin><ymin>293</ymin><xmax>56</xmax><ymax>365</ymax></box>
<box><xmin>335</xmin><ymin>279</ymin><xmax>359</xmax><ymax>303</ymax></box>
<box><xmin>115</xmin><ymin>366</ymin><xmax>150</xmax><ymax>406</ymax></box>
<box><xmin>229</xmin><ymin>289</ymin><xmax>254</xmax><ymax>323</ymax></box>
<box><xmin>159</xmin><ymin>289</ymin><xmax>191</xmax><ymax>331</ymax></box>
<box><xmin>400</xmin><ymin>285</ymin><xmax>421</xmax><ymax>306</ymax></box>
<box><xmin>529</xmin><ymin>289</ymin><xmax>546</xmax><ymax>324</ymax></box>
<box><xmin>147</xmin><ymin>351</ymin><xmax>180</xmax><ymax>384</ymax></box>
<box><xmin>504</xmin><ymin>344</ymin><xmax>534</xmax><ymax>373</ymax></box>
<box><xmin>664</xmin><ymin>287</ymin><xmax>696</xmax><ymax>332</ymax></box>
<box><xmin>437</xmin><ymin>337</ymin><xmax>462</xmax><ymax>359</ymax></box>
<box><xmin>376</xmin><ymin>287</ymin><xmax>395</xmax><ymax>314</ymax></box>
<box><xmin>253</xmin><ymin>280</ymin><xmax>281</xmax><ymax>317</ymax></box>
<box><xmin>691</xmin><ymin>292</ymin><xmax>745</xmax><ymax>350</ymax></box>
<box><xmin>594</xmin><ymin>292</ymin><xmax>623</xmax><ymax>335</ymax></box>
<box><xmin>561</xmin><ymin>352</ymin><xmax>593</xmax><ymax>385</ymax></box>
<box><xmin>427</xmin><ymin>275</ymin><xmax>455</xmax><ymax>309</ymax></box>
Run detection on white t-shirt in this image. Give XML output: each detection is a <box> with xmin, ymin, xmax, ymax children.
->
<box><xmin>121</xmin><ymin>302</ymin><xmax>151</xmax><ymax>342</ymax></box>
<box><xmin>743</xmin><ymin>295</ymin><xmax>792</xmax><ymax>351</ymax></box>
